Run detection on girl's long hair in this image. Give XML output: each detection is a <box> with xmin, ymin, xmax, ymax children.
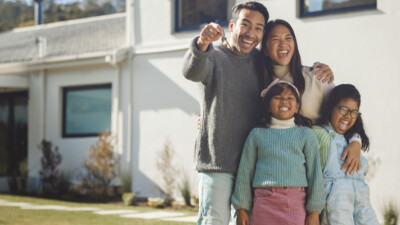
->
<box><xmin>261</xmin><ymin>83</ymin><xmax>312</xmax><ymax>128</ymax></box>
<box><xmin>259</xmin><ymin>19</ymin><xmax>305</xmax><ymax>95</ymax></box>
<box><xmin>318</xmin><ymin>84</ymin><xmax>370</xmax><ymax>151</ymax></box>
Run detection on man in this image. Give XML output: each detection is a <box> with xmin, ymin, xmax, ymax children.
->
<box><xmin>182</xmin><ymin>2</ymin><xmax>332</xmax><ymax>225</ymax></box>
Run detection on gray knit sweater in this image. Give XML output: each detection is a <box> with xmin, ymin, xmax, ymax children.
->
<box><xmin>182</xmin><ymin>37</ymin><xmax>263</xmax><ymax>173</ymax></box>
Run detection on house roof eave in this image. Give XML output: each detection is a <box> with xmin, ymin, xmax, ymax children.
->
<box><xmin>0</xmin><ymin>47</ymin><xmax>130</xmax><ymax>75</ymax></box>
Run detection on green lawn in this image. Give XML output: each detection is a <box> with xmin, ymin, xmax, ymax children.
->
<box><xmin>0</xmin><ymin>194</ymin><xmax>197</xmax><ymax>225</ymax></box>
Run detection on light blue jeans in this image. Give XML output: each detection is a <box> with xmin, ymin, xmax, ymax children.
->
<box><xmin>321</xmin><ymin>125</ymin><xmax>379</xmax><ymax>225</ymax></box>
<box><xmin>197</xmin><ymin>172</ymin><xmax>237</xmax><ymax>225</ymax></box>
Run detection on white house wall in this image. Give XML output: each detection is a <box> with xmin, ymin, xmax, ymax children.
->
<box><xmin>27</xmin><ymin>71</ymin><xmax>46</xmax><ymax>190</ymax></box>
<box><xmin>28</xmin><ymin>64</ymin><xmax>124</xmax><ymax>186</ymax></box>
<box><xmin>129</xmin><ymin>0</ymin><xmax>400</xmax><ymax>218</ymax></box>
<box><xmin>116</xmin><ymin>61</ymin><xmax>132</xmax><ymax>175</ymax></box>
<box><xmin>131</xmin><ymin>51</ymin><xmax>199</xmax><ymax>198</ymax></box>
<box><xmin>131</xmin><ymin>0</ymin><xmax>194</xmax><ymax>51</ymax></box>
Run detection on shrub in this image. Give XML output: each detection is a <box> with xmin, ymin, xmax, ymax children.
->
<box><xmin>147</xmin><ymin>197</ymin><xmax>170</xmax><ymax>208</ymax></box>
<box><xmin>38</xmin><ymin>139</ymin><xmax>62</xmax><ymax>195</ymax></box>
<box><xmin>384</xmin><ymin>202</ymin><xmax>399</xmax><ymax>225</ymax></box>
<box><xmin>155</xmin><ymin>139</ymin><xmax>177</xmax><ymax>200</ymax></box>
<box><xmin>53</xmin><ymin>170</ymin><xmax>72</xmax><ymax>197</ymax></box>
<box><xmin>119</xmin><ymin>171</ymin><xmax>132</xmax><ymax>194</ymax></box>
<box><xmin>191</xmin><ymin>194</ymin><xmax>199</xmax><ymax>207</ymax></box>
<box><xmin>81</xmin><ymin>132</ymin><xmax>119</xmax><ymax>200</ymax></box>
<box><xmin>122</xmin><ymin>192</ymin><xmax>135</xmax><ymax>206</ymax></box>
<box><xmin>179</xmin><ymin>174</ymin><xmax>192</xmax><ymax>207</ymax></box>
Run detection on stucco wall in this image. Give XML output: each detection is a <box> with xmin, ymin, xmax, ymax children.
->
<box><xmin>131</xmin><ymin>51</ymin><xmax>199</xmax><ymax>198</ymax></box>
<box><xmin>27</xmin><ymin>64</ymin><xmax>126</xmax><ymax>187</ymax></box>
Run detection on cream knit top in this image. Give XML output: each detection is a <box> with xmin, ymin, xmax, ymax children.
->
<box><xmin>272</xmin><ymin>65</ymin><xmax>335</xmax><ymax>123</ymax></box>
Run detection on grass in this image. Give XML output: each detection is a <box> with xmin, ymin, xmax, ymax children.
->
<box><xmin>0</xmin><ymin>194</ymin><xmax>197</xmax><ymax>225</ymax></box>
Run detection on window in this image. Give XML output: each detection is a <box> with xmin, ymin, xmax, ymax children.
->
<box><xmin>62</xmin><ymin>84</ymin><xmax>112</xmax><ymax>138</ymax></box>
<box><xmin>300</xmin><ymin>0</ymin><xmax>376</xmax><ymax>17</ymax></box>
<box><xmin>175</xmin><ymin>0</ymin><xmax>235</xmax><ymax>32</ymax></box>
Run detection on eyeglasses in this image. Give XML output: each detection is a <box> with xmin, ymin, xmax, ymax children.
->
<box><xmin>337</xmin><ymin>106</ymin><xmax>360</xmax><ymax>119</ymax></box>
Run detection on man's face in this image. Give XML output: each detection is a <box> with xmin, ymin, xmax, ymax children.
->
<box><xmin>229</xmin><ymin>9</ymin><xmax>265</xmax><ymax>55</ymax></box>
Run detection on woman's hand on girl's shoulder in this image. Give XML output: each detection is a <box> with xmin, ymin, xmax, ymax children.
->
<box><xmin>313</xmin><ymin>62</ymin><xmax>334</xmax><ymax>84</ymax></box>
<box><xmin>236</xmin><ymin>209</ymin><xmax>250</xmax><ymax>225</ymax></box>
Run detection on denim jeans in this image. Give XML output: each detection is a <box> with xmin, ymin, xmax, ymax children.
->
<box><xmin>197</xmin><ymin>172</ymin><xmax>237</xmax><ymax>225</ymax></box>
<box><xmin>321</xmin><ymin>125</ymin><xmax>379</xmax><ymax>225</ymax></box>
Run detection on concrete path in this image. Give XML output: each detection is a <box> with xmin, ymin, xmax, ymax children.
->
<box><xmin>0</xmin><ymin>198</ymin><xmax>198</xmax><ymax>223</ymax></box>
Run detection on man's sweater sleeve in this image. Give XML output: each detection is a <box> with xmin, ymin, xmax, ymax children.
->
<box><xmin>182</xmin><ymin>36</ymin><xmax>214</xmax><ymax>84</ymax></box>
<box><xmin>231</xmin><ymin>129</ymin><xmax>258</xmax><ymax>211</ymax></box>
<box><xmin>303</xmin><ymin>128</ymin><xmax>326</xmax><ymax>213</ymax></box>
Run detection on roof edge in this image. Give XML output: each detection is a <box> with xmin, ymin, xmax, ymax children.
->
<box><xmin>10</xmin><ymin>13</ymin><xmax>126</xmax><ymax>34</ymax></box>
<box><xmin>0</xmin><ymin>50</ymin><xmax>116</xmax><ymax>74</ymax></box>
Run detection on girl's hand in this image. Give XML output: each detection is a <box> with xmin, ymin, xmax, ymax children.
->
<box><xmin>305</xmin><ymin>212</ymin><xmax>320</xmax><ymax>225</ymax></box>
<box><xmin>236</xmin><ymin>209</ymin><xmax>250</xmax><ymax>225</ymax></box>
<box><xmin>341</xmin><ymin>141</ymin><xmax>361</xmax><ymax>175</ymax></box>
<box><xmin>313</xmin><ymin>62</ymin><xmax>334</xmax><ymax>84</ymax></box>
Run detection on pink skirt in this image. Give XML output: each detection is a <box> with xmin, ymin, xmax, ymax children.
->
<box><xmin>251</xmin><ymin>187</ymin><xmax>307</xmax><ymax>225</ymax></box>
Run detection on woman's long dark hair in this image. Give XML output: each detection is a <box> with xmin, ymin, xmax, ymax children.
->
<box><xmin>261</xmin><ymin>83</ymin><xmax>312</xmax><ymax>128</ymax></box>
<box><xmin>318</xmin><ymin>84</ymin><xmax>370</xmax><ymax>151</ymax></box>
<box><xmin>259</xmin><ymin>19</ymin><xmax>305</xmax><ymax>95</ymax></box>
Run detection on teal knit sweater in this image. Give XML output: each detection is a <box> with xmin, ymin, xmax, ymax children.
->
<box><xmin>231</xmin><ymin>126</ymin><xmax>325</xmax><ymax>213</ymax></box>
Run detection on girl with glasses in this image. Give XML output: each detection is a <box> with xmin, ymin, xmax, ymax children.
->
<box><xmin>312</xmin><ymin>84</ymin><xmax>379</xmax><ymax>225</ymax></box>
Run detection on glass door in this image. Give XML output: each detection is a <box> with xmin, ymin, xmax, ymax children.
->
<box><xmin>0</xmin><ymin>92</ymin><xmax>28</xmax><ymax>178</ymax></box>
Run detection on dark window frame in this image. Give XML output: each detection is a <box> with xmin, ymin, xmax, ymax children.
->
<box><xmin>174</xmin><ymin>0</ymin><xmax>231</xmax><ymax>32</ymax></box>
<box><xmin>62</xmin><ymin>84</ymin><xmax>112</xmax><ymax>138</ymax></box>
<box><xmin>299</xmin><ymin>0</ymin><xmax>377</xmax><ymax>17</ymax></box>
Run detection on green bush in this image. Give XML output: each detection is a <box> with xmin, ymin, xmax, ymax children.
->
<box><xmin>179</xmin><ymin>175</ymin><xmax>192</xmax><ymax>207</ymax></box>
<box><xmin>384</xmin><ymin>202</ymin><xmax>399</xmax><ymax>225</ymax></box>
<box><xmin>147</xmin><ymin>197</ymin><xmax>170</xmax><ymax>208</ymax></box>
<box><xmin>122</xmin><ymin>192</ymin><xmax>135</xmax><ymax>206</ymax></box>
<box><xmin>119</xmin><ymin>171</ymin><xmax>132</xmax><ymax>194</ymax></box>
<box><xmin>38</xmin><ymin>139</ymin><xmax>62</xmax><ymax>195</ymax></box>
<box><xmin>191</xmin><ymin>194</ymin><xmax>199</xmax><ymax>207</ymax></box>
<box><xmin>53</xmin><ymin>171</ymin><xmax>72</xmax><ymax>197</ymax></box>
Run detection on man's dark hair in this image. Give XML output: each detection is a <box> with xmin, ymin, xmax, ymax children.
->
<box><xmin>231</xmin><ymin>1</ymin><xmax>269</xmax><ymax>26</ymax></box>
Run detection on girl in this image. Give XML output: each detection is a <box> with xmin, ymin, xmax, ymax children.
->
<box><xmin>312</xmin><ymin>84</ymin><xmax>379</xmax><ymax>225</ymax></box>
<box><xmin>231</xmin><ymin>80</ymin><xmax>325</xmax><ymax>225</ymax></box>
<box><xmin>260</xmin><ymin>19</ymin><xmax>361</xmax><ymax>175</ymax></box>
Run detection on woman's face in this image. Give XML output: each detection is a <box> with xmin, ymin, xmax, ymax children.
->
<box><xmin>330</xmin><ymin>98</ymin><xmax>359</xmax><ymax>134</ymax></box>
<box><xmin>266</xmin><ymin>24</ymin><xmax>295</xmax><ymax>66</ymax></box>
<box><xmin>269</xmin><ymin>87</ymin><xmax>300</xmax><ymax>120</ymax></box>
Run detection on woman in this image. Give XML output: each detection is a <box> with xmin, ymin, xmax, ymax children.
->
<box><xmin>260</xmin><ymin>19</ymin><xmax>361</xmax><ymax>174</ymax></box>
